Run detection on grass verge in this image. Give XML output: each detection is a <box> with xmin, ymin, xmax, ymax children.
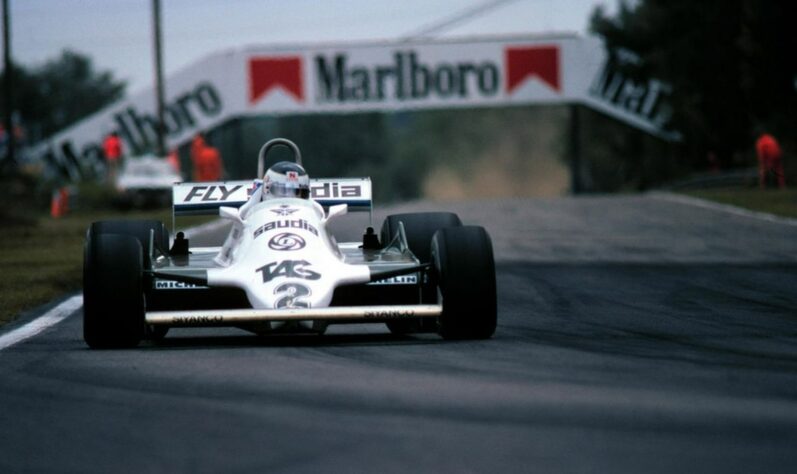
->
<box><xmin>681</xmin><ymin>188</ymin><xmax>797</xmax><ymax>219</ymax></box>
<box><xmin>0</xmin><ymin>208</ymin><xmax>172</xmax><ymax>327</ymax></box>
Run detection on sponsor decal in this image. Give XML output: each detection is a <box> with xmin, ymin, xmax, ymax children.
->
<box><xmin>369</xmin><ymin>275</ymin><xmax>419</xmax><ymax>285</ymax></box>
<box><xmin>310</xmin><ymin>181</ymin><xmax>362</xmax><ymax>199</ymax></box>
<box><xmin>268</xmin><ymin>232</ymin><xmax>306</xmax><ymax>251</ymax></box>
<box><xmin>588</xmin><ymin>48</ymin><xmax>671</xmax><ymax>132</ymax></box>
<box><xmin>116</xmin><ymin>82</ymin><xmax>222</xmax><ymax>154</ymax></box>
<box><xmin>364</xmin><ymin>309</ymin><xmax>416</xmax><ymax>319</ymax></box>
<box><xmin>253</xmin><ymin>219</ymin><xmax>319</xmax><ymax>238</ymax></box>
<box><xmin>44</xmin><ymin>82</ymin><xmax>223</xmax><ymax>174</ymax></box>
<box><xmin>171</xmin><ymin>315</ymin><xmax>224</xmax><ymax>324</ymax></box>
<box><xmin>154</xmin><ymin>280</ymin><xmax>201</xmax><ymax>290</ymax></box>
<box><xmin>274</xmin><ymin>283</ymin><xmax>312</xmax><ymax>308</ymax></box>
<box><xmin>315</xmin><ymin>51</ymin><xmax>499</xmax><ymax>102</ymax></box>
<box><xmin>270</xmin><ymin>204</ymin><xmax>299</xmax><ymax>216</ymax></box>
<box><xmin>182</xmin><ymin>184</ymin><xmax>243</xmax><ymax>203</ymax></box>
<box><xmin>249</xmin><ymin>56</ymin><xmax>304</xmax><ymax>103</ymax></box>
<box><xmin>257</xmin><ymin>260</ymin><xmax>321</xmax><ymax>283</ymax></box>
<box><xmin>249</xmin><ymin>46</ymin><xmax>562</xmax><ymax>107</ymax></box>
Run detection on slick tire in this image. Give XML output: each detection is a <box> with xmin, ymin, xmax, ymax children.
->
<box><xmin>87</xmin><ymin>220</ymin><xmax>169</xmax><ymax>342</ymax></box>
<box><xmin>380</xmin><ymin>212</ymin><xmax>461</xmax><ymax>263</ymax></box>
<box><xmin>432</xmin><ymin>226</ymin><xmax>497</xmax><ymax>340</ymax></box>
<box><xmin>381</xmin><ymin>212</ymin><xmax>462</xmax><ymax>335</ymax></box>
<box><xmin>83</xmin><ymin>234</ymin><xmax>146</xmax><ymax>349</ymax></box>
<box><xmin>88</xmin><ymin>220</ymin><xmax>169</xmax><ymax>268</ymax></box>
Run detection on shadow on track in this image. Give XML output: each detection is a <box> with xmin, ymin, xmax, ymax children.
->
<box><xmin>140</xmin><ymin>330</ymin><xmax>442</xmax><ymax>352</ymax></box>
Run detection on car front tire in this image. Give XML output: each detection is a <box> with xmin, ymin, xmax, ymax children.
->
<box><xmin>83</xmin><ymin>234</ymin><xmax>145</xmax><ymax>349</ymax></box>
<box><xmin>432</xmin><ymin>226</ymin><xmax>497</xmax><ymax>340</ymax></box>
<box><xmin>381</xmin><ymin>212</ymin><xmax>462</xmax><ymax>335</ymax></box>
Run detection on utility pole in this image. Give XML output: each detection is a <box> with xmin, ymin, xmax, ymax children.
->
<box><xmin>569</xmin><ymin>104</ymin><xmax>582</xmax><ymax>194</ymax></box>
<box><xmin>2</xmin><ymin>0</ymin><xmax>14</xmax><ymax>167</ymax></box>
<box><xmin>152</xmin><ymin>0</ymin><xmax>166</xmax><ymax>157</ymax></box>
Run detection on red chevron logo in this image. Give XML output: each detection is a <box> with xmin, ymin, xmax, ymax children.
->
<box><xmin>249</xmin><ymin>57</ymin><xmax>304</xmax><ymax>104</ymax></box>
<box><xmin>505</xmin><ymin>46</ymin><xmax>560</xmax><ymax>93</ymax></box>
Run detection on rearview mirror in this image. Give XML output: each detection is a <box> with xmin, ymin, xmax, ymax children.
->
<box><xmin>219</xmin><ymin>206</ymin><xmax>243</xmax><ymax>224</ymax></box>
<box><xmin>325</xmin><ymin>203</ymin><xmax>348</xmax><ymax>222</ymax></box>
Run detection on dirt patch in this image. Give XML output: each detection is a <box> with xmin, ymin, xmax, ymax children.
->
<box><xmin>422</xmin><ymin>118</ymin><xmax>570</xmax><ymax>199</ymax></box>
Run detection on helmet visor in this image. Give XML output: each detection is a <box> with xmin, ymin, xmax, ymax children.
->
<box><xmin>269</xmin><ymin>182</ymin><xmax>310</xmax><ymax>199</ymax></box>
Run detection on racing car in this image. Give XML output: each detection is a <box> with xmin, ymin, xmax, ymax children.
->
<box><xmin>114</xmin><ymin>153</ymin><xmax>182</xmax><ymax>209</ymax></box>
<box><xmin>83</xmin><ymin>138</ymin><xmax>496</xmax><ymax>348</ymax></box>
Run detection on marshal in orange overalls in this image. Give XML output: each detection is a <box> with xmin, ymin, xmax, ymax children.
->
<box><xmin>756</xmin><ymin>133</ymin><xmax>785</xmax><ymax>188</ymax></box>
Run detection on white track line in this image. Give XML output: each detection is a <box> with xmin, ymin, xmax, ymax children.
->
<box><xmin>0</xmin><ymin>219</ymin><xmax>225</xmax><ymax>351</ymax></box>
<box><xmin>650</xmin><ymin>192</ymin><xmax>797</xmax><ymax>227</ymax></box>
<box><xmin>0</xmin><ymin>295</ymin><xmax>83</xmax><ymax>351</ymax></box>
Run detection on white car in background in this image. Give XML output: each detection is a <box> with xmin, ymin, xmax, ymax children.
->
<box><xmin>115</xmin><ymin>154</ymin><xmax>182</xmax><ymax>208</ymax></box>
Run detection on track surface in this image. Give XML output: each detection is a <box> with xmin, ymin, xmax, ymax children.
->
<box><xmin>2</xmin><ymin>194</ymin><xmax>797</xmax><ymax>473</ymax></box>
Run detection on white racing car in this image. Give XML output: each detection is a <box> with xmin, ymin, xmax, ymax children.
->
<box><xmin>114</xmin><ymin>154</ymin><xmax>182</xmax><ymax>208</ymax></box>
<box><xmin>83</xmin><ymin>138</ymin><xmax>496</xmax><ymax>348</ymax></box>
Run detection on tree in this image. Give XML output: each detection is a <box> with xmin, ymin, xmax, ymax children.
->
<box><xmin>1</xmin><ymin>50</ymin><xmax>126</xmax><ymax>144</ymax></box>
<box><xmin>590</xmin><ymin>0</ymin><xmax>797</xmax><ymax>169</ymax></box>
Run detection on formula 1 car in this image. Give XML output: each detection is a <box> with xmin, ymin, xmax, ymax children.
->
<box><xmin>83</xmin><ymin>138</ymin><xmax>496</xmax><ymax>348</ymax></box>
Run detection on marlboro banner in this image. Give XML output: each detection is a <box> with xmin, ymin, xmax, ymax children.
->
<box><xmin>33</xmin><ymin>35</ymin><xmax>674</xmax><ymax>170</ymax></box>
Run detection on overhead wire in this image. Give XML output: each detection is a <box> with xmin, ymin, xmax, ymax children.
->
<box><xmin>399</xmin><ymin>0</ymin><xmax>523</xmax><ymax>41</ymax></box>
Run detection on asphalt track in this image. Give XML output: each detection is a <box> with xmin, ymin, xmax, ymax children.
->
<box><xmin>1</xmin><ymin>194</ymin><xmax>797</xmax><ymax>473</ymax></box>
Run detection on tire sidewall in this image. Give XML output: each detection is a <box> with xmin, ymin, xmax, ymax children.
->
<box><xmin>83</xmin><ymin>234</ymin><xmax>145</xmax><ymax>348</ymax></box>
<box><xmin>381</xmin><ymin>212</ymin><xmax>462</xmax><ymax>334</ymax></box>
<box><xmin>433</xmin><ymin>226</ymin><xmax>497</xmax><ymax>340</ymax></box>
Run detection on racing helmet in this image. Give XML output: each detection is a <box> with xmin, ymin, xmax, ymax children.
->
<box><xmin>263</xmin><ymin>161</ymin><xmax>310</xmax><ymax>199</ymax></box>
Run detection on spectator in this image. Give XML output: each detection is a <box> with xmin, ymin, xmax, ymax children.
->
<box><xmin>190</xmin><ymin>133</ymin><xmax>206</xmax><ymax>168</ymax></box>
<box><xmin>755</xmin><ymin>131</ymin><xmax>785</xmax><ymax>189</ymax></box>
<box><xmin>102</xmin><ymin>131</ymin><xmax>123</xmax><ymax>183</ymax></box>
<box><xmin>166</xmin><ymin>148</ymin><xmax>181</xmax><ymax>174</ymax></box>
<box><xmin>194</xmin><ymin>140</ymin><xmax>223</xmax><ymax>182</ymax></box>
<box><xmin>706</xmin><ymin>150</ymin><xmax>720</xmax><ymax>174</ymax></box>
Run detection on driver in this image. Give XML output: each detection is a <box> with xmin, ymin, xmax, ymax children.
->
<box><xmin>263</xmin><ymin>161</ymin><xmax>310</xmax><ymax>199</ymax></box>
<box><xmin>236</xmin><ymin>161</ymin><xmax>311</xmax><ymax>219</ymax></box>
<box><xmin>215</xmin><ymin>161</ymin><xmax>314</xmax><ymax>267</ymax></box>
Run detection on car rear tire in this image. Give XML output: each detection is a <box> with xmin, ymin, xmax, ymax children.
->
<box><xmin>432</xmin><ymin>226</ymin><xmax>497</xmax><ymax>340</ymax></box>
<box><xmin>86</xmin><ymin>220</ymin><xmax>169</xmax><ymax>343</ymax></box>
<box><xmin>88</xmin><ymin>220</ymin><xmax>169</xmax><ymax>268</ymax></box>
<box><xmin>83</xmin><ymin>234</ymin><xmax>146</xmax><ymax>349</ymax></box>
<box><xmin>381</xmin><ymin>212</ymin><xmax>462</xmax><ymax>335</ymax></box>
<box><xmin>380</xmin><ymin>212</ymin><xmax>461</xmax><ymax>263</ymax></box>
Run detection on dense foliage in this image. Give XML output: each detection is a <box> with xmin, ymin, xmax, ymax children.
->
<box><xmin>590</xmin><ymin>0</ymin><xmax>797</xmax><ymax>168</ymax></box>
<box><xmin>1</xmin><ymin>50</ymin><xmax>126</xmax><ymax>144</ymax></box>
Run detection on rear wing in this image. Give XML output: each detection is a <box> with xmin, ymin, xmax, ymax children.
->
<box><xmin>172</xmin><ymin>178</ymin><xmax>372</xmax><ymax>216</ymax></box>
